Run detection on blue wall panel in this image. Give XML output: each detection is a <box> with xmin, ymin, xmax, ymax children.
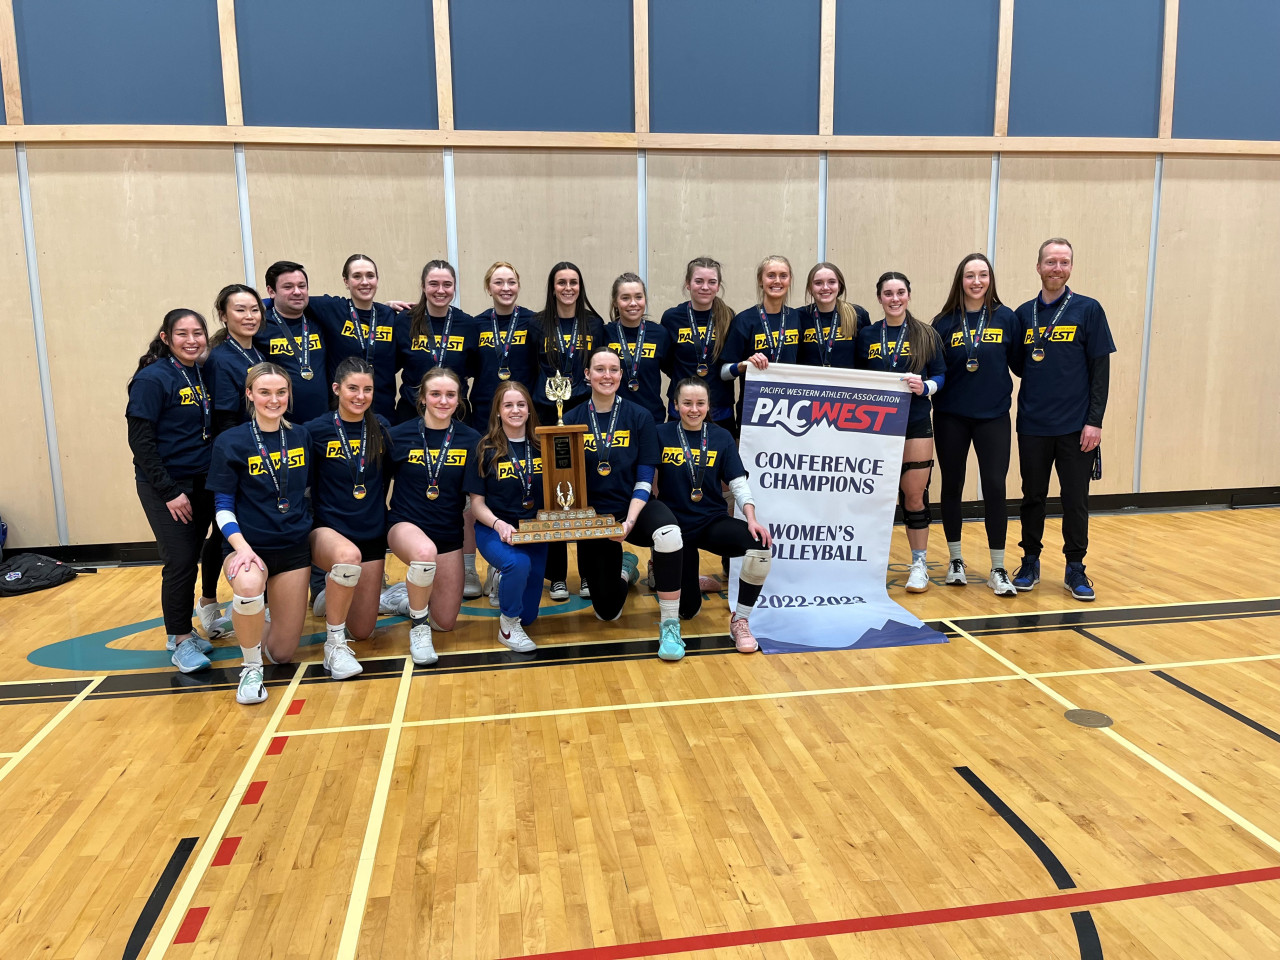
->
<box><xmin>13</xmin><ymin>0</ymin><xmax>225</xmax><ymax>124</ymax></box>
<box><xmin>834</xmin><ymin>0</ymin><xmax>998</xmax><ymax>136</ymax></box>
<box><xmin>451</xmin><ymin>0</ymin><xmax>633</xmax><ymax>132</ymax></box>
<box><xmin>1173</xmin><ymin>0</ymin><xmax>1280</xmax><ymax>141</ymax></box>
<box><xmin>236</xmin><ymin>0</ymin><xmax>436</xmax><ymax>129</ymax></box>
<box><xmin>649</xmin><ymin>0</ymin><xmax>820</xmax><ymax>135</ymax></box>
<box><xmin>1008</xmin><ymin>0</ymin><xmax>1163</xmax><ymax>137</ymax></box>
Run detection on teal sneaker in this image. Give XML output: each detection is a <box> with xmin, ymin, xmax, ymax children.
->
<box><xmin>621</xmin><ymin>551</ymin><xmax>640</xmax><ymax>586</ymax></box>
<box><xmin>657</xmin><ymin>618</ymin><xmax>685</xmax><ymax>661</ymax></box>
<box><xmin>170</xmin><ymin>636</ymin><xmax>211</xmax><ymax>673</ymax></box>
<box><xmin>167</xmin><ymin>633</ymin><xmax>213</xmax><ymax>655</ymax></box>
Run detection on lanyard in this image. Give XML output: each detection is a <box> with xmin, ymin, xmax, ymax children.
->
<box><xmin>249</xmin><ymin>419</ymin><xmax>291</xmax><ymax>513</ymax></box>
<box><xmin>678</xmin><ymin>423</ymin><xmax>709</xmax><ymax>501</ymax></box>
<box><xmin>586</xmin><ymin>398</ymin><xmax>621</xmax><ymax>476</ymax></box>
<box><xmin>558</xmin><ymin>315</ymin><xmax>581</xmax><ymax>368</ymax></box>
<box><xmin>226</xmin><ymin>337</ymin><xmax>263</xmax><ymax>368</ymax></box>
<box><xmin>879</xmin><ymin>320</ymin><xmax>909</xmax><ymax>370</ymax></box>
<box><xmin>169</xmin><ymin>358</ymin><xmax>209</xmax><ymax>441</ymax></box>
<box><xmin>815</xmin><ymin>308</ymin><xmax>839</xmax><ymax>365</ymax></box>
<box><xmin>424</xmin><ymin>307</ymin><xmax>453</xmax><ymax>366</ymax></box>
<box><xmin>418</xmin><ymin>421</ymin><xmax>454</xmax><ymax>500</ymax></box>
<box><xmin>348</xmin><ymin>301</ymin><xmax>378</xmax><ymax>362</ymax></box>
<box><xmin>270</xmin><ymin>307</ymin><xmax>312</xmax><ymax>377</ymax></box>
<box><xmin>1032</xmin><ymin>290</ymin><xmax>1073</xmax><ymax>357</ymax></box>
<box><xmin>961</xmin><ymin>306</ymin><xmax>988</xmax><ymax>362</ymax></box>
<box><xmin>507</xmin><ymin>439</ymin><xmax>535</xmax><ymax>509</ymax></box>
<box><xmin>686</xmin><ymin>304</ymin><xmax>713</xmax><ymax>374</ymax></box>
<box><xmin>490</xmin><ymin>309</ymin><xmax>519</xmax><ymax>377</ymax></box>
<box><xmin>332</xmin><ymin>411</ymin><xmax>369</xmax><ymax>499</ymax></box>
<box><xmin>611</xmin><ymin>320</ymin><xmax>647</xmax><ymax>388</ymax></box>
<box><xmin>757</xmin><ymin>306</ymin><xmax>786</xmax><ymax>360</ymax></box>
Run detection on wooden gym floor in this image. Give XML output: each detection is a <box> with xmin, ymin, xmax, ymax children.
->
<box><xmin>2</xmin><ymin>507</ymin><xmax>1280</xmax><ymax>959</ymax></box>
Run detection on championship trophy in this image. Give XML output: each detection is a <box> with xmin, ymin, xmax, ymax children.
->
<box><xmin>509</xmin><ymin>372</ymin><xmax>626</xmax><ymax>544</ymax></box>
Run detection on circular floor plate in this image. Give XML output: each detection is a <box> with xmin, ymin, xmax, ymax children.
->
<box><xmin>1065</xmin><ymin>708</ymin><xmax>1114</xmax><ymax>728</ymax></box>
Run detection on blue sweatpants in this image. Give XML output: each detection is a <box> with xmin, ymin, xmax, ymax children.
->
<box><xmin>475</xmin><ymin>524</ymin><xmax>549</xmax><ymax>625</ymax></box>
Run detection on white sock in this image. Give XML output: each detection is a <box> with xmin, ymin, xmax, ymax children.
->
<box><xmin>409</xmin><ymin>605</ymin><xmax>429</xmax><ymax>622</ymax></box>
<box><xmin>464</xmin><ymin>552</ymin><xmax>477</xmax><ymax>575</ymax></box>
<box><xmin>326</xmin><ymin>623</ymin><xmax>346</xmax><ymax>646</ymax></box>
<box><xmin>947</xmin><ymin>540</ymin><xmax>963</xmax><ymax>562</ymax></box>
<box><xmin>240</xmin><ymin>644</ymin><xmax>263</xmax><ymax>668</ymax></box>
<box><xmin>733</xmin><ymin>604</ymin><xmax>753</xmax><ymax>620</ymax></box>
<box><xmin>990</xmin><ymin>548</ymin><xmax>1006</xmax><ymax>571</ymax></box>
<box><xmin>658</xmin><ymin>598</ymin><xmax>678</xmax><ymax>622</ymax></box>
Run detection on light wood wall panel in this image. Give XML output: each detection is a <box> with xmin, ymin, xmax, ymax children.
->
<box><xmin>26</xmin><ymin>146</ymin><xmax>244</xmax><ymax>544</ymax></box>
<box><xmin>996</xmin><ymin>156</ymin><xmax>1155</xmax><ymax>498</ymax></box>
<box><xmin>453</xmin><ymin>150</ymin><xmax>637</xmax><ymax>316</ymax></box>
<box><xmin>1142</xmin><ymin>157</ymin><xmax>1280</xmax><ymax>491</ymax></box>
<box><xmin>827</xmin><ymin>154</ymin><xmax>991</xmax><ymax>320</ymax></box>
<box><xmin>245</xmin><ymin>147</ymin><xmax>446</xmax><ymax>303</ymax></box>
<box><xmin>646</xmin><ymin>152</ymin><xmax>819</xmax><ymax>315</ymax></box>
<box><xmin>0</xmin><ymin>148</ymin><xmax>57</xmax><ymax>547</ymax></box>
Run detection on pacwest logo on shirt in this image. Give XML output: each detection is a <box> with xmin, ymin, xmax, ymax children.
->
<box><xmin>177</xmin><ymin>385</ymin><xmax>207</xmax><ymax>405</ymax></box>
<box><xmin>496</xmin><ymin>457</ymin><xmax>543</xmax><ymax>480</ymax></box>
<box><xmin>478</xmin><ymin>330</ymin><xmax>528</xmax><ymax>348</ymax></box>
<box><xmin>1024</xmin><ymin>325</ymin><xmax>1078</xmax><ymax>344</ymax></box>
<box><xmin>407</xmin><ymin>448</ymin><xmax>468</xmax><ymax>467</ymax></box>
<box><xmin>660</xmin><ymin>447</ymin><xmax>719</xmax><ymax>467</ymax></box>
<box><xmin>949</xmin><ymin>329</ymin><xmax>1004</xmax><ymax>348</ymax></box>
<box><xmin>326</xmin><ymin>439</ymin><xmax>366</xmax><ymax>458</ymax></box>
<box><xmin>583</xmin><ymin>430</ymin><xmax>631</xmax><ymax>452</ymax></box>
<box><xmin>268</xmin><ymin>333</ymin><xmax>323</xmax><ymax>354</ymax></box>
<box><xmin>752</xmin><ymin>329</ymin><xmax>799</xmax><ymax>350</ymax></box>
<box><xmin>410</xmin><ymin>335</ymin><xmax>467</xmax><ymax>354</ymax></box>
<box><xmin>341</xmin><ymin>320</ymin><xmax>393</xmax><ymax>343</ymax></box>
<box><xmin>608</xmin><ymin>341</ymin><xmax>658</xmax><ymax>359</ymax></box>
<box><xmin>802</xmin><ymin>325</ymin><xmax>854</xmax><ymax>343</ymax></box>
<box><xmin>676</xmin><ymin>325</ymin><xmax>710</xmax><ymax>344</ymax></box>
<box><xmin>248</xmin><ymin>447</ymin><xmax>307</xmax><ymax>475</ymax></box>
<box><xmin>866</xmin><ymin>341</ymin><xmax>912</xmax><ymax>359</ymax></box>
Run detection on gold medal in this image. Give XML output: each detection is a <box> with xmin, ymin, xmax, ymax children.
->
<box><xmin>300</xmin><ymin>367</ymin><xmax>314</xmax><ymax>380</ymax></box>
<box><xmin>498</xmin><ymin>367</ymin><xmax>511</xmax><ymax>381</ymax></box>
<box><xmin>353</xmin><ymin>485</ymin><xmax>367</xmax><ymax>500</ymax></box>
<box><xmin>966</xmin><ymin>358</ymin><xmax>979</xmax><ymax>373</ymax></box>
<box><xmin>696</xmin><ymin>363</ymin><xmax>709</xmax><ymax>376</ymax></box>
<box><xmin>1031</xmin><ymin>347</ymin><xmax>1046</xmax><ymax>362</ymax></box>
<box><xmin>426</xmin><ymin>484</ymin><xmax>440</xmax><ymax>500</ymax></box>
<box><xmin>690</xmin><ymin>489</ymin><xmax>704</xmax><ymax>502</ymax></box>
<box><xmin>597</xmin><ymin>462</ymin><xmax>611</xmax><ymax>477</ymax></box>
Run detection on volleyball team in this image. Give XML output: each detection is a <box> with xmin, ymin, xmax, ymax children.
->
<box><xmin>127</xmin><ymin>238</ymin><xmax>1114</xmax><ymax>705</ymax></box>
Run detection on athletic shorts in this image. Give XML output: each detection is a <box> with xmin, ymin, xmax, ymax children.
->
<box><xmin>905</xmin><ymin>417</ymin><xmax>934</xmax><ymax>440</ymax></box>
<box><xmin>222</xmin><ymin>538</ymin><xmax>312</xmax><ymax>575</ymax></box>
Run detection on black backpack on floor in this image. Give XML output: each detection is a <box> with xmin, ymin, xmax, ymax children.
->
<box><xmin>0</xmin><ymin>553</ymin><xmax>77</xmax><ymax>596</ymax></box>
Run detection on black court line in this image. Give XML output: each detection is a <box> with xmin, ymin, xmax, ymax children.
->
<box><xmin>122</xmin><ymin>836</ymin><xmax>197</xmax><ymax>960</ymax></box>
<box><xmin>0</xmin><ymin>678</ymin><xmax>94</xmax><ymax>704</ymax></box>
<box><xmin>1074</xmin><ymin>627</ymin><xmax>1144</xmax><ymax>664</ymax></box>
<box><xmin>953</xmin><ymin>598</ymin><xmax>1280</xmax><ymax>637</ymax></box>
<box><xmin>955</xmin><ymin>766</ymin><xmax>1104</xmax><ymax>958</ymax></box>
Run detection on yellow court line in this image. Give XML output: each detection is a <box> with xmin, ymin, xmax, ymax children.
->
<box><xmin>0</xmin><ymin>675</ymin><xmax>104</xmax><ymax>786</ymax></box>
<box><xmin>352</xmin><ymin>630</ymin><xmax>722</xmax><ymax>665</ymax></box>
<box><xmin>0</xmin><ymin>752</ymin><xmax>15</xmax><ymax>758</ymax></box>
<box><xmin>1037</xmin><ymin>651</ymin><xmax>1280</xmax><ymax>680</ymax></box>
<box><xmin>948</xmin><ymin>594</ymin><xmax>1280</xmax><ymax>621</ymax></box>
<box><xmin>334</xmin><ymin>657</ymin><xmax>415</xmax><ymax>960</ymax></box>
<box><xmin>943</xmin><ymin>618</ymin><xmax>1280</xmax><ymax>857</ymax></box>
<box><xmin>143</xmin><ymin>661</ymin><xmax>308</xmax><ymax>960</ymax></box>
<box><xmin>0</xmin><ymin>675</ymin><xmax>101</xmax><ymax>686</ymax></box>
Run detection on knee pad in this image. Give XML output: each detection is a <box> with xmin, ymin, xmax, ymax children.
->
<box><xmin>904</xmin><ymin>506</ymin><xmax>932</xmax><ymax>530</ymax></box>
<box><xmin>329</xmin><ymin>563</ymin><xmax>362</xmax><ymax>589</ymax></box>
<box><xmin>232</xmin><ymin>593</ymin><xmax>265</xmax><ymax>616</ymax></box>
<box><xmin>740</xmin><ymin>549</ymin><xmax>771</xmax><ymax>586</ymax></box>
<box><xmin>406</xmin><ymin>560</ymin><xmax>436</xmax><ymax>587</ymax></box>
<box><xmin>901</xmin><ymin>459</ymin><xmax>934</xmax><ymax>474</ymax></box>
<box><xmin>650</xmin><ymin>523</ymin><xmax>683</xmax><ymax>554</ymax></box>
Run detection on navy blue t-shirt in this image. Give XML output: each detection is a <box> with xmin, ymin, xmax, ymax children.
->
<box><xmin>252</xmin><ymin>310</ymin><xmax>330</xmax><ymax>421</ymax></box>
<box><xmin>605</xmin><ymin>319</ymin><xmax>672</xmax><ymax>423</ymax></box>
<box><xmin>528</xmin><ymin>313</ymin><xmax>607</xmax><ymax>408</ymax></box>
<box><xmin>795</xmin><ymin>303</ymin><xmax>870</xmax><ymax>369</ymax></box>
<box><xmin>207</xmin><ymin>421</ymin><xmax>313</xmax><ymax>550</ymax></box>
<box><xmin>722</xmin><ymin>306</ymin><xmax>802</xmax><ymax>368</ymax></box>
<box><xmin>394</xmin><ymin>307</ymin><xmax>478</xmax><ymax>422</ymax></box>
<box><xmin>856</xmin><ymin>320</ymin><xmax>947</xmax><ymax>425</ymax></box>
<box><xmin>932</xmin><ymin>305</ymin><xmax>1018</xmax><ymax>420</ymax></box>
<box><xmin>463</xmin><ymin>439</ymin><xmax>545</xmax><ymax>527</ymax></box>
<box><xmin>563</xmin><ymin>397</ymin><xmax>659</xmax><ymax>519</ymax></box>
<box><xmin>659</xmin><ymin>302</ymin><xmax>736</xmax><ymax>420</ymax></box>
<box><xmin>306</xmin><ymin>295</ymin><xmax>399</xmax><ymax>421</ymax></box>
<box><xmin>126</xmin><ymin>360</ymin><xmax>212</xmax><ymax>481</ymax></box>
<box><xmin>1013</xmin><ymin>289</ymin><xmax>1116</xmax><ymax>437</ymax></box>
<box><xmin>305</xmin><ymin>412</ymin><xmax>392</xmax><ymax>541</ymax></box>
<box><xmin>470</xmin><ymin>306</ymin><xmax>539</xmax><ymax>429</ymax></box>
<box><xmin>386</xmin><ymin>419</ymin><xmax>481</xmax><ymax>549</ymax></box>
<box><xmin>204</xmin><ymin>338</ymin><xmax>264</xmax><ymax>424</ymax></box>
<box><xmin>655</xmin><ymin>421</ymin><xmax>746</xmax><ymax>533</ymax></box>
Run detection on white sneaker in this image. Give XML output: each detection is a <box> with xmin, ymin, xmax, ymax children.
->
<box><xmin>945</xmin><ymin>559</ymin><xmax>967</xmax><ymax>585</ymax></box>
<box><xmin>325</xmin><ymin>641</ymin><xmax>363</xmax><ymax>680</ymax></box>
<box><xmin>579</xmin><ymin>578</ymin><xmax>591</xmax><ymax>598</ymax></box>
<box><xmin>488</xmin><ymin>570</ymin><xmax>501</xmax><ymax>608</ymax></box>
<box><xmin>379</xmin><ymin>582</ymin><xmax>410</xmax><ymax>616</ymax></box>
<box><xmin>549</xmin><ymin>581</ymin><xmax>569</xmax><ymax>601</ymax></box>
<box><xmin>197</xmin><ymin>601</ymin><xmax>234</xmax><ymax>639</ymax></box>
<box><xmin>988</xmin><ymin>567</ymin><xmax>1018</xmax><ymax>597</ymax></box>
<box><xmin>498</xmin><ymin>619</ymin><xmax>536</xmax><ymax>653</ymax></box>
<box><xmin>483</xmin><ymin>566</ymin><xmax>497</xmax><ymax>596</ymax></box>
<box><xmin>409</xmin><ymin>620</ymin><xmax>438</xmax><ymax>665</ymax></box>
<box><xmin>905</xmin><ymin>558</ymin><xmax>930</xmax><ymax>593</ymax></box>
<box><xmin>235</xmin><ymin>665</ymin><xmax>267</xmax><ymax>704</ymax></box>
<box><xmin>463</xmin><ymin>568</ymin><xmax>484</xmax><ymax>599</ymax></box>
<box><xmin>312</xmin><ymin>588</ymin><xmax>327</xmax><ymax>619</ymax></box>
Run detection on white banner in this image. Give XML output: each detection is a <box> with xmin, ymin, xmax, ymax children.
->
<box><xmin>729</xmin><ymin>363</ymin><xmax>946</xmax><ymax>652</ymax></box>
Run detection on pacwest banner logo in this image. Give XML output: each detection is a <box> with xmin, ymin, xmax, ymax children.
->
<box><xmin>747</xmin><ymin>396</ymin><xmax>901</xmax><ymax>437</ymax></box>
<box><xmin>660</xmin><ymin>447</ymin><xmax>719</xmax><ymax>467</ymax></box>
<box><xmin>248</xmin><ymin>447</ymin><xmax>306</xmax><ymax>475</ymax></box>
<box><xmin>407</xmin><ymin>448</ymin><xmax>468</xmax><ymax>467</ymax></box>
<box><xmin>676</xmin><ymin>325</ymin><xmax>709</xmax><ymax>344</ymax></box>
<box><xmin>752</xmin><ymin>329</ymin><xmax>799</xmax><ymax>350</ymax></box>
<box><xmin>326</xmin><ymin>439</ymin><xmax>365</xmax><ymax>458</ymax></box>
<box><xmin>802</xmin><ymin>325</ymin><xmax>853</xmax><ymax>343</ymax></box>
<box><xmin>583</xmin><ymin>430</ymin><xmax>631</xmax><ymax>452</ymax></box>
<box><xmin>496</xmin><ymin>457</ymin><xmax>543</xmax><ymax>480</ymax></box>
<box><xmin>949</xmin><ymin>330</ymin><xmax>1004</xmax><ymax>347</ymax></box>
<box><xmin>177</xmin><ymin>385</ymin><xmax>207</xmax><ymax>405</ymax></box>
<box><xmin>866</xmin><ymin>341</ymin><xmax>913</xmax><ymax>359</ymax></box>
<box><xmin>1024</xmin><ymin>325</ymin><xmax>1078</xmax><ymax>344</ymax></box>
<box><xmin>608</xmin><ymin>341</ymin><xmax>658</xmax><ymax>359</ymax></box>
<box><xmin>341</xmin><ymin>320</ymin><xmax>393</xmax><ymax>342</ymax></box>
<box><xmin>478</xmin><ymin>330</ymin><xmax>528</xmax><ymax>348</ymax></box>
<box><xmin>410</xmin><ymin>335</ymin><xmax>467</xmax><ymax>353</ymax></box>
<box><xmin>268</xmin><ymin>333</ymin><xmax>323</xmax><ymax>354</ymax></box>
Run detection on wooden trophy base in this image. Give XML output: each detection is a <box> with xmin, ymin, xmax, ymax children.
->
<box><xmin>512</xmin><ymin>508</ymin><xmax>625</xmax><ymax>544</ymax></box>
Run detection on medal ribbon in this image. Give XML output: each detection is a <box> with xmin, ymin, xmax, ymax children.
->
<box><xmin>332</xmin><ymin>411</ymin><xmax>368</xmax><ymax>494</ymax></box>
<box><xmin>612</xmin><ymin>320</ymin><xmax>647</xmax><ymax>384</ymax></box>
<box><xmin>270</xmin><ymin>307</ymin><xmax>311</xmax><ymax>372</ymax></box>
<box><xmin>1032</xmin><ymin>290</ymin><xmax>1073</xmax><ymax>355</ymax></box>
<box><xmin>586</xmin><ymin>399</ymin><xmax>621</xmax><ymax>462</ymax></box>
<box><xmin>678</xmin><ymin>423</ymin><xmax>709</xmax><ymax>497</ymax></box>
<box><xmin>169</xmin><ymin>358</ymin><xmax>210</xmax><ymax>440</ymax></box>
<box><xmin>507</xmin><ymin>438</ymin><xmax>534</xmax><ymax>505</ymax></box>
<box><xmin>757</xmin><ymin>306</ymin><xmax>785</xmax><ymax>361</ymax></box>
<box><xmin>419</xmin><ymin>421</ymin><xmax>454</xmax><ymax>493</ymax></box>
<box><xmin>491</xmin><ymin>309</ymin><xmax>519</xmax><ymax>370</ymax></box>
<box><xmin>816</xmin><ymin>308</ymin><xmax>839</xmax><ymax>365</ymax></box>
<box><xmin>425</xmin><ymin>307</ymin><xmax>454</xmax><ymax>366</ymax></box>
<box><xmin>558</xmin><ymin>316</ymin><xmax>581</xmax><ymax>367</ymax></box>
<box><xmin>348</xmin><ymin>300</ymin><xmax>378</xmax><ymax>362</ymax></box>
<box><xmin>879</xmin><ymin>319</ymin><xmax>910</xmax><ymax>370</ymax></box>
<box><xmin>686</xmin><ymin>304</ymin><xmax>713</xmax><ymax>370</ymax></box>
<box><xmin>961</xmin><ymin>306</ymin><xmax>988</xmax><ymax>364</ymax></box>
<box><xmin>249</xmin><ymin>418</ymin><xmax>290</xmax><ymax>510</ymax></box>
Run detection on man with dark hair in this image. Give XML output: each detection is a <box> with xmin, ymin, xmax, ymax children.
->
<box><xmin>255</xmin><ymin>260</ymin><xmax>329</xmax><ymax>421</ymax></box>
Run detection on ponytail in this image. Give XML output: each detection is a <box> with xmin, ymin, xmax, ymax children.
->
<box><xmin>333</xmin><ymin>356</ymin><xmax>384</xmax><ymax>465</ymax></box>
<box><xmin>133</xmin><ymin>308</ymin><xmax>208</xmax><ymax>374</ymax></box>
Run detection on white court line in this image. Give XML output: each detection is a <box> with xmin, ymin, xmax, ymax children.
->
<box><xmin>143</xmin><ymin>662</ymin><xmax>307</xmax><ymax>960</ymax></box>
<box><xmin>944</xmin><ymin>618</ymin><xmax>1280</xmax><ymax>856</ymax></box>
<box><xmin>0</xmin><ymin>676</ymin><xmax>103</xmax><ymax>786</ymax></box>
<box><xmin>0</xmin><ymin>675</ymin><xmax>100</xmax><ymax>687</ymax></box>
<box><xmin>334</xmin><ymin>657</ymin><xmax>415</xmax><ymax>959</ymax></box>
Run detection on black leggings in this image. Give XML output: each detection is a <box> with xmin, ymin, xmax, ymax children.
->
<box><xmin>679</xmin><ymin>515</ymin><xmax>766</xmax><ymax>621</ymax></box>
<box><xmin>570</xmin><ymin>499</ymin><xmax>682</xmax><ymax>621</ymax></box>
<box><xmin>136</xmin><ymin>476</ymin><xmax>218</xmax><ymax>636</ymax></box>
<box><xmin>933</xmin><ymin>411</ymin><xmax>1011</xmax><ymax>549</ymax></box>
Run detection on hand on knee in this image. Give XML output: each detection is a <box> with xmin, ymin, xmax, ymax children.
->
<box><xmin>740</xmin><ymin>549</ymin><xmax>771</xmax><ymax>586</ymax></box>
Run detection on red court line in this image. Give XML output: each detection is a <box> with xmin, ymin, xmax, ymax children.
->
<box><xmin>286</xmin><ymin>699</ymin><xmax>305</xmax><ymax>716</ymax></box>
<box><xmin>211</xmin><ymin>836</ymin><xmax>241</xmax><ymax>867</ymax></box>
<box><xmin>266</xmin><ymin>736</ymin><xmax>288</xmax><ymax>755</ymax></box>
<box><xmin>241</xmin><ymin>780</ymin><xmax>267</xmax><ymax>805</ymax></box>
<box><xmin>173</xmin><ymin>906</ymin><xmax>209</xmax><ymax>944</ymax></box>
<box><xmin>502</xmin><ymin>865</ymin><xmax>1280</xmax><ymax>960</ymax></box>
